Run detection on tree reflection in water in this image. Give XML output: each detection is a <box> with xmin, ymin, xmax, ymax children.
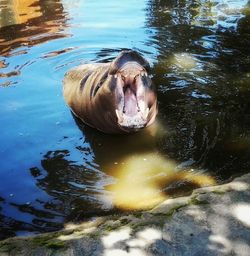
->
<box><xmin>0</xmin><ymin>0</ymin><xmax>68</xmax><ymax>54</ymax></box>
<box><xmin>146</xmin><ymin>0</ymin><xmax>250</xmax><ymax>180</ymax></box>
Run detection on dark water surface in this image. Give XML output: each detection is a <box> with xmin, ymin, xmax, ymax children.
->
<box><xmin>0</xmin><ymin>0</ymin><xmax>249</xmax><ymax>239</ymax></box>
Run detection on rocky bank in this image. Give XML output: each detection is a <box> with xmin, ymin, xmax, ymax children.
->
<box><xmin>0</xmin><ymin>173</ymin><xmax>249</xmax><ymax>256</ymax></box>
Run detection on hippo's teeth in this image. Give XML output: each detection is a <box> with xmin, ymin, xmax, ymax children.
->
<box><xmin>115</xmin><ymin>109</ymin><xmax>124</xmax><ymax>122</ymax></box>
<box><xmin>114</xmin><ymin>74</ymin><xmax>118</xmax><ymax>79</ymax></box>
<box><xmin>142</xmin><ymin>107</ymin><xmax>149</xmax><ymax>120</ymax></box>
<box><xmin>141</xmin><ymin>71</ymin><xmax>148</xmax><ymax>77</ymax></box>
<box><xmin>138</xmin><ymin>100</ymin><xmax>146</xmax><ymax>113</ymax></box>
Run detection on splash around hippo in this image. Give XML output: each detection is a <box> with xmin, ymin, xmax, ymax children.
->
<box><xmin>63</xmin><ymin>50</ymin><xmax>157</xmax><ymax>134</ymax></box>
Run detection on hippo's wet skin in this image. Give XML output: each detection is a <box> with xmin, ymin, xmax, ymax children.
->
<box><xmin>63</xmin><ymin>50</ymin><xmax>157</xmax><ymax>134</ymax></box>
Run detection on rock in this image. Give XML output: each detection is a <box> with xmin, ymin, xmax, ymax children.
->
<box><xmin>0</xmin><ymin>173</ymin><xmax>249</xmax><ymax>256</ymax></box>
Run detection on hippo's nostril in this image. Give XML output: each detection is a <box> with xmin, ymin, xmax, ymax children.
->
<box><xmin>121</xmin><ymin>75</ymin><xmax>126</xmax><ymax>82</ymax></box>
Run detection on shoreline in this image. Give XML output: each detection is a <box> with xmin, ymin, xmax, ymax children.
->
<box><xmin>0</xmin><ymin>173</ymin><xmax>249</xmax><ymax>255</ymax></box>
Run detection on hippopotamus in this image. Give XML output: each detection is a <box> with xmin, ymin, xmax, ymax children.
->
<box><xmin>63</xmin><ymin>50</ymin><xmax>157</xmax><ymax>134</ymax></box>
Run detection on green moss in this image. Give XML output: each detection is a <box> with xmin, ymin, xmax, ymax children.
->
<box><xmin>0</xmin><ymin>241</ymin><xmax>23</xmax><ymax>253</ymax></box>
<box><xmin>46</xmin><ymin>241</ymin><xmax>65</xmax><ymax>250</ymax></box>
<box><xmin>189</xmin><ymin>197</ymin><xmax>209</xmax><ymax>205</ymax></box>
<box><xmin>32</xmin><ymin>234</ymin><xmax>55</xmax><ymax>246</ymax></box>
<box><xmin>212</xmin><ymin>189</ymin><xmax>226</xmax><ymax>195</ymax></box>
<box><xmin>167</xmin><ymin>209</ymin><xmax>176</xmax><ymax>216</ymax></box>
<box><xmin>133</xmin><ymin>212</ymin><xmax>143</xmax><ymax>218</ymax></box>
<box><xmin>129</xmin><ymin>222</ymin><xmax>145</xmax><ymax>230</ymax></box>
<box><xmin>152</xmin><ymin>204</ymin><xmax>186</xmax><ymax>218</ymax></box>
<box><xmin>119</xmin><ymin>218</ymin><xmax>130</xmax><ymax>225</ymax></box>
<box><xmin>165</xmin><ymin>206</ymin><xmax>182</xmax><ymax>216</ymax></box>
<box><xmin>63</xmin><ymin>229</ymin><xmax>75</xmax><ymax>236</ymax></box>
<box><xmin>32</xmin><ymin>232</ymin><xmax>68</xmax><ymax>250</ymax></box>
<box><xmin>102</xmin><ymin>223</ymin><xmax>121</xmax><ymax>233</ymax></box>
<box><xmin>88</xmin><ymin>231</ymin><xmax>100</xmax><ymax>239</ymax></box>
<box><xmin>101</xmin><ymin>217</ymin><xmax>133</xmax><ymax>234</ymax></box>
<box><xmin>103</xmin><ymin>225</ymin><xmax>115</xmax><ymax>232</ymax></box>
<box><xmin>0</xmin><ymin>242</ymin><xmax>16</xmax><ymax>253</ymax></box>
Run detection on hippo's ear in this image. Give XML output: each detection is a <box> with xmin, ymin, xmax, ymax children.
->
<box><xmin>109</xmin><ymin>50</ymin><xmax>150</xmax><ymax>75</ymax></box>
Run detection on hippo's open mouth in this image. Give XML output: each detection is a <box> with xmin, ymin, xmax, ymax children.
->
<box><xmin>114</xmin><ymin>63</ymin><xmax>150</xmax><ymax>130</ymax></box>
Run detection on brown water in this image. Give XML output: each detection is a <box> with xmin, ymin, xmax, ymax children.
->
<box><xmin>0</xmin><ymin>0</ymin><xmax>249</xmax><ymax>239</ymax></box>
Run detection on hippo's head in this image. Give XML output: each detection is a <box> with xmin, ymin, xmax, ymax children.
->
<box><xmin>108</xmin><ymin>50</ymin><xmax>157</xmax><ymax>132</ymax></box>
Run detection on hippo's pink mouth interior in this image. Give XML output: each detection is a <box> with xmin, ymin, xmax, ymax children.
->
<box><xmin>123</xmin><ymin>86</ymin><xmax>138</xmax><ymax>116</ymax></box>
<box><xmin>114</xmin><ymin>63</ymin><xmax>150</xmax><ymax>130</ymax></box>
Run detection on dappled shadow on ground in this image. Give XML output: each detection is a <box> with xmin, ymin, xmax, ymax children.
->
<box><xmin>36</xmin><ymin>174</ymin><xmax>250</xmax><ymax>256</ymax></box>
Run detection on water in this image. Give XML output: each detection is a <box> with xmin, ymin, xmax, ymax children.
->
<box><xmin>0</xmin><ymin>0</ymin><xmax>249</xmax><ymax>239</ymax></box>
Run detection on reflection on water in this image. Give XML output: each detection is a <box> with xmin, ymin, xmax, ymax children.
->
<box><xmin>0</xmin><ymin>0</ymin><xmax>42</xmax><ymax>27</ymax></box>
<box><xmin>107</xmin><ymin>152</ymin><xmax>215</xmax><ymax>210</ymax></box>
<box><xmin>0</xmin><ymin>0</ymin><xmax>68</xmax><ymax>57</ymax></box>
<box><xmin>0</xmin><ymin>0</ymin><xmax>250</xmax><ymax>240</ymax></box>
<box><xmin>35</xmin><ymin>121</ymin><xmax>215</xmax><ymax>212</ymax></box>
<box><xmin>147</xmin><ymin>0</ymin><xmax>250</xmax><ymax>181</ymax></box>
<box><xmin>77</xmin><ymin>121</ymin><xmax>215</xmax><ymax>210</ymax></box>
